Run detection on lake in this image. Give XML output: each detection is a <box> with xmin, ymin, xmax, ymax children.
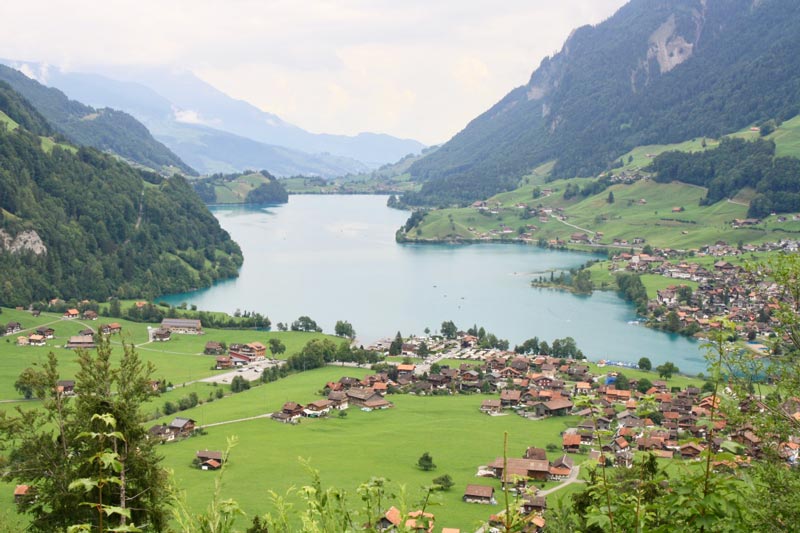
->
<box><xmin>160</xmin><ymin>195</ymin><xmax>707</xmax><ymax>374</ymax></box>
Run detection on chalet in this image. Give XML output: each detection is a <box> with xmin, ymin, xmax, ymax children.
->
<box><xmin>168</xmin><ymin>417</ymin><xmax>196</xmax><ymax>436</ymax></box>
<box><xmin>82</xmin><ymin>310</ymin><xmax>98</xmax><ymax>320</ymax></box>
<box><xmin>229</xmin><ymin>342</ymin><xmax>267</xmax><ymax>364</ymax></box>
<box><xmin>148</xmin><ymin>424</ymin><xmax>176</xmax><ymax>442</ymax></box>
<box><xmin>56</xmin><ymin>380</ymin><xmax>75</xmax><ymax>396</ymax></box>
<box><xmin>31</xmin><ymin>309</ymin><xmax>40</xmax><ymax>317</ymax></box>
<box><xmin>215</xmin><ymin>356</ymin><xmax>233</xmax><ymax>369</ymax></box>
<box><xmin>5</xmin><ymin>322</ymin><xmax>22</xmax><ymax>335</ymax></box>
<box><xmin>152</xmin><ymin>328</ymin><xmax>171</xmax><ymax>342</ymax></box>
<box><xmin>272</xmin><ymin>402</ymin><xmax>304</xmax><ymax>423</ymax></box>
<box><xmin>521</xmin><ymin>495</ymin><xmax>547</xmax><ymax>514</ymax></box>
<box><xmin>65</xmin><ymin>335</ymin><xmax>96</xmax><ymax>350</ymax></box>
<box><xmin>16</xmin><ymin>336</ymin><xmax>28</xmax><ymax>346</ymax></box>
<box><xmin>500</xmin><ymin>389</ymin><xmax>522</xmax><ymax>407</ymax></box>
<box><xmin>304</xmin><ymin>399</ymin><xmax>333</xmax><ymax>417</ymax></box>
<box><xmin>563</xmin><ymin>433</ymin><xmax>582</xmax><ymax>452</ymax></box>
<box><xmin>28</xmin><ymin>334</ymin><xmax>45</xmax><ymax>346</ymax></box>
<box><xmin>346</xmin><ymin>388</ymin><xmax>392</xmax><ymax>409</ymax></box>
<box><xmin>79</xmin><ymin>328</ymin><xmax>95</xmax><ymax>336</ymax></box>
<box><xmin>63</xmin><ymin>309</ymin><xmax>80</xmax><ymax>319</ymax></box>
<box><xmin>570</xmin><ymin>232</ymin><xmax>590</xmax><ymax>243</ymax></box>
<box><xmin>204</xmin><ymin>342</ymin><xmax>225</xmax><ymax>355</ymax></box>
<box><xmin>532</xmin><ymin>398</ymin><xmax>573</xmax><ymax>417</ymax></box>
<box><xmin>462</xmin><ymin>484</ymin><xmax>495</xmax><ymax>504</ymax></box>
<box><xmin>549</xmin><ymin>455</ymin><xmax>574</xmax><ymax>480</ymax></box>
<box><xmin>524</xmin><ymin>447</ymin><xmax>547</xmax><ymax>461</ymax></box>
<box><xmin>327</xmin><ymin>391</ymin><xmax>349</xmax><ymax>410</ymax></box>
<box><xmin>488</xmin><ymin>457</ymin><xmax>550</xmax><ymax>482</ymax></box>
<box><xmin>35</xmin><ymin>326</ymin><xmax>55</xmax><ymax>339</ymax></box>
<box><xmin>100</xmin><ymin>323</ymin><xmax>122</xmax><ymax>335</ymax></box>
<box><xmin>397</xmin><ymin>364</ymin><xmax>416</xmax><ymax>378</ymax></box>
<box><xmin>160</xmin><ymin>318</ymin><xmax>203</xmax><ymax>335</ymax></box>
<box><xmin>480</xmin><ymin>399</ymin><xmax>502</xmax><ymax>414</ymax></box>
<box><xmin>680</xmin><ymin>442</ymin><xmax>705</xmax><ymax>459</ymax></box>
<box><xmin>196</xmin><ymin>450</ymin><xmax>224</xmax><ymax>470</ymax></box>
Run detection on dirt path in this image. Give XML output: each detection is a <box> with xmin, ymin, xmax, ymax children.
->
<box><xmin>550</xmin><ymin>214</ymin><xmax>595</xmax><ymax>235</ymax></box>
<box><xmin>200</xmin><ymin>412</ymin><xmax>274</xmax><ymax>428</ymax></box>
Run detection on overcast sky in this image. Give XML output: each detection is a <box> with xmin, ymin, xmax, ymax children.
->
<box><xmin>1</xmin><ymin>1</ymin><xmax>627</xmax><ymax>145</ymax></box>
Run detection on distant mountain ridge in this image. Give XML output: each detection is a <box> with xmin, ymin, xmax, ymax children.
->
<box><xmin>0</xmin><ymin>64</ymin><xmax>195</xmax><ymax>175</ymax></box>
<box><xmin>5</xmin><ymin>62</ymin><xmax>426</xmax><ymax>176</ymax></box>
<box><xmin>405</xmin><ymin>0</ymin><xmax>800</xmax><ymax>206</ymax></box>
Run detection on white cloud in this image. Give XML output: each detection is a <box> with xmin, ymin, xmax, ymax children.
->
<box><xmin>0</xmin><ymin>0</ymin><xmax>628</xmax><ymax>144</ymax></box>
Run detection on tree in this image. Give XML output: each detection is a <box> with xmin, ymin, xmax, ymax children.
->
<box><xmin>2</xmin><ymin>337</ymin><xmax>169</xmax><ymax>531</ymax></box>
<box><xmin>656</xmin><ymin>361</ymin><xmax>679</xmax><ymax>380</ymax></box>
<box><xmin>614</xmin><ymin>373</ymin><xmax>630</xmax><ymax>390</ymax></box>
<box><xmin>638</xmin><ymin>357</ymin><xmax>652</xmax><ymax>371</ymax></box>
<box><xmin>389</xmin><ymin>331</ymin><xmax>403</xmax><ymax>356</ymax></box>
<box><xmin>636</xmin><ymin>377</ymin><xmax>653</xmax><ymax>394</ymax></box>
<box><xmin>607</xmin><ymin>191</ymin><xmax>615</xmax><ymax>204</ymax></box>
<box><xmin>432</xmin><ymin>474</ymin><xmax>454</xmax><ymax>491</ymax></box>
<box><xmin>417</xmin><ymin>342</ymin><xmax>429</xmax><ymax>357</ymax></box>
<box><xmin>291</xmin><ymin>315</ymin><xmax>322</xmax><ymax>332</ymax></box>
<box><xmin>440</xmin><ymin>320</ymin><xmax>457</xmax><ymax>340</ymax></box>
<box><xmin>268</xmin><ymin>338</ymin><xmax>286</xmax><ymax>358</ymax></box>
<box><xmin>417</xmin><ymin>452</ymin><xmax>436</xmax><ymax>471</ymax></box>
<box><xmin>334</xmin><ymin>320</ymin><xmax>355</xmax><ymax>339</ymax></box>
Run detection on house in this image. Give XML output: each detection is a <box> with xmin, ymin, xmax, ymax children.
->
<box><xmin>480</xmin><ymin>399</ymin><xmax>502</xmax><ymax>414</ymax></box>
<box><xmin>196</xmin><ymin>450</ymin><xmax>224</xmax><ymax>470</ymax></box>
<box><xmin>272</xmin><ymin>402</ymin><xmax>305</xmax><ymax>423</ymax></box>
<box><xmin>524</xmin><ymin>447</ymin><xmax>547</xmax><ymax>461</ymax></box>
<box><xmin>28</xmin><ymin>334</ymin><xmax>46</xmax><ymax>346</ymax></box>
<box><xmin>563</xmin><ymin>433</ymin><xmax>582</xmax><ymax>452</ymax></box>
<box><xmin>549</xmin><ymin>455</ymin><xmax>574</xmax><ymax>480</ymax></box>
<box><xmin>152</xmin><ymin>328</ymin><xmax>171</xmax><ymax>342</ymax></box>
<box><xmin>500</xmin><ymin>389</ymin><xmax>522</xmax><ymax>407</ymax></box>
<box><xmin>168</xmin><ymin>417</ymin><xmax>196</xmax><ymax>436</ymax></box>
<box><xmin>215</xmin><ymin>356</ymin><xmax>233</xmax><ymax>369</ymax></box>
<box><xmin>65</xmin><ymin>335</ymin><xmax>96</xmax><ymax>350</ymax></box>
<box><xmin>327</xmin><ymin>391</ymin><xmax>349</xmax><ymax>410</ymax></box>
<box><xmin>35</xmin><ymin>326</ymin><xmax>55</xmax><ymax>339</ymax></box>
<box><xmin>63</xmin><ymin>309</ymin><xmax>80</xmax><ymax>319</ymax></box>
<box><xmin>521</xmin><ymin>494</ymin><xmax>547</xmax><ymax>514</ymax></box>
<box><xmin>82</xmin><ymin>310</ymin><xmax>98</xmax><ymax>320</ymax></box>
<box><xmin>463</xmin><ymin>484</ymin><xmax>495</xmax><ymax>504</ymax></box>
<box><xmin>680</xmin><ymin>442</ymin><xmax>705</xmax><ymax>459</ymax></box>
<box><xmin>347</xmin><ymin>388</ymin><xmax>392</xmax><ymax>409</ymax></box>
<box><xmin>204</xmin><ymin>342</ymin><xmax>225</xmax><ymax>355</ymax></box>
<box><xmin>397</xmin><ymin>364</ymin><xmax>416</xmax><ymax>377</ymax></box>
<box><xmin>377</xmin><ymin>506</ymin><xmax>434</xmax><ymax>533</ymax></box>
<box><xmin>160</xmin><ymin>318</ymin><xmax>203</xmax><ymax>335</ymax></box>
<box><xmin>5</xmin><ymin>322</ymin><xmax>22</xmax><ymax>335</ymax></box>
<box><xmin>56</xmin><ymin>380</ymin><xmax>75</xmax><ymax>395</ymax></box>
<box><xmin>304</xmin><ymin>399</ymin><xmax>333</xmax><ymax>417</ymax></box>
<box><xmin>148</xmin><ymin>424</ymin><xmax>176</xmax><ymax>442</ymax></box>
<box><xmin>100</xmin><ymin>323</ymin><xmax>122</xmax><ymax>335</ymax></box>
<box><xmin>16</xmin><ymin>336</ymin><xmax>29</xmax><ymax>346</ymax></box>
<box><xmin>488</xmin><ymin>457</ymin><xmax>550</xmax><ymax>482</ymax></box>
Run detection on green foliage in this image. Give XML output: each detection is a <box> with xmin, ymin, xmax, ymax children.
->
<box><xmin>0</xmin><ymin>64</ymin><xmax>193</xmax><ymax>174</ymax></box>
<box><xmin>230</xmin><ymin>375</ymin><xmax>251</xmax><ymax>393</ymax></box>
<box><xmin>432</xmin><ymin>474</ymin><xmax>454</xmax><ymax>491</ymax></box>
<box><xmin>334</xmin><ymin>320</ymin><xmax>356</xmax><ymax>339</ymax></box>
<box><xmin>616</xmin><ymin>273</ymin><xmax>648</xmax><ymax>314</ymax></box>
<box><xmin>638</xmin><ymin>357</ymin><xmax>652</xmax><ymax>371</ymax></box>
<box><xmin>440</xmin><ymin>320</ymin><xmax>457</xmax><ymax>340</ymax></box>
<box><xmin>0</xmin><ymin>95</ymin><xmax>242</xmax><ymax>305</ymax></box>
<box><xmin>193</xmin><ymin>170</ymin><xmax>289</xmax><ymax>205</ymax></box>
<box><xmin>1</xmin><ymin>338</ymin><xmax>169</xmax><ymax>531</ymax></box>
<box><xmin>655</xmin><ymin>361</ymin><xmax>679</xmax><ymax>380</ymax></box>
<box><xmin>416</xmin><ymin>452</ymin><xmax>436</xmax><ymax>471</ymax></box>
<box><xmin>268</xmin><ymin>338</ymin><xmax>287</xmax><ymax>357</ymax></box>
<box><xmin>291</xmin><ymin>316</ymin><xmax>322</xmax><ymax>333</ymax></box>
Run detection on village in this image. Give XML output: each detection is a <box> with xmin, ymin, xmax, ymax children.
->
<box><xmin>129</xmin><ymin>323</ymin><xmax>799</xmax><ymax>533</ymax></box>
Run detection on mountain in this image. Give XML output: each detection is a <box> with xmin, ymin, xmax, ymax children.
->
<box><xmin>0</xmin><ymin>64</ymin><xmax>195</xmax><ymax>175</ymax></box>
<box><xmin>9</xmin><ymin>63</ymin><xmax>426</xmax><ymax>173</ymax></box>
<box><xmin>0</xmin><ymin>82</ymin><xmax>242</xmax><ymax>306</ymax></box>
<box><xmin>405</xmin><ymin>0</ymin><xmax>800</xmax><ymax>206</ymax></box>
<box><xmin>192</xmin><ymin>170</ymin><xmax>289</xmax><ymax>205</ymax></box>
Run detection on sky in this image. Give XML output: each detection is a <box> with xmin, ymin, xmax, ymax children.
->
<box><xmin>0</xmin><ymin>0</ymin><xmax>628</xmax><ymax>145</ymax></box>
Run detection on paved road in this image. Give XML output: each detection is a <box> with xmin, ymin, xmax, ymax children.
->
<box><xmin>537</xmin><ymin>465</ymin><xmax>584</xmax><ymax>496</ymax></box>
<box><xmin>200</xmin><ymin>412</ymin><xmax>274</xmax><ymax>428</ymax></box>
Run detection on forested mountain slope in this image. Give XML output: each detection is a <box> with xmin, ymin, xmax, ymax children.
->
<box><xmin>0</xmin><ymin>83</ymin><xmax>241</xmax><ymax>305</ymax></box>
<box><xmin>406</xmin><ymin>0</ymin><xmax>800</xmax><ymax>206</ymax></box>
<box><xmin>0</xmin><ymin>64</ymin><xmax>195</xmax><ymax>175</ymax></box>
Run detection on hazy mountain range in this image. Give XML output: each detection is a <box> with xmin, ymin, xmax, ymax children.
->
<box><xmin>1</xmin><ymin>60</ymin><xmax>425</xmax><ymax>176</ymax></box>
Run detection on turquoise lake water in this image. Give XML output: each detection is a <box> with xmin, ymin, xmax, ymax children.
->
<box><xmin>160</xmin><ymin>195</ymin><xmax>706</xmax><ymax>374</ymax></box>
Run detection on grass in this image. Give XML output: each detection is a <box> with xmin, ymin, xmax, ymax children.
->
<box><xmin>0</xmin><ymin>110</ymin><xmax>19</xmax><ymax>131</ymax></box>
<box><xmin>156</xmin><ymin>384</ymin><xmax>582</xmax><ymax>532</ymax></box>
<box><xmin>586</xmin><ymin>362</ymin><xmax>706</xmax><ymax>386</ymax></box>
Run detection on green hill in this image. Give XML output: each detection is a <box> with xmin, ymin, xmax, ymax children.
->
<box><xmin>192</xmin><ymin>170</ymin><xmax>289</xmax><ymax>204</ymax></box>
<box><xmin>404</xmin><ymin>0</ymin><xmax>800</xmax><ymax>206</ymax></box>
<box><xmin>0</xmin><ymin>85</ymin><xmax>241</xmax><ymax>306</ymax></box>
<box><xmin>0</xmin><ymin>64</ymin><xmax>195</xmax><ymax>175</ymax></box>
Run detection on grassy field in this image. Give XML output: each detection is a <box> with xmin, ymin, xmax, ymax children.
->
<box><xmin>156</xmin><ymin>385</ymin><xmax>582</xmax><ymax>532</ymax></box>
<box><xmin>0</xmin><ymin>307</ymin><xmax>340</xmax><ymax>402</ymax></box>
<box><xmin>0</xmin><ymin>110</ymin><xmax>19</xmax><ymax>131</ymax></box>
